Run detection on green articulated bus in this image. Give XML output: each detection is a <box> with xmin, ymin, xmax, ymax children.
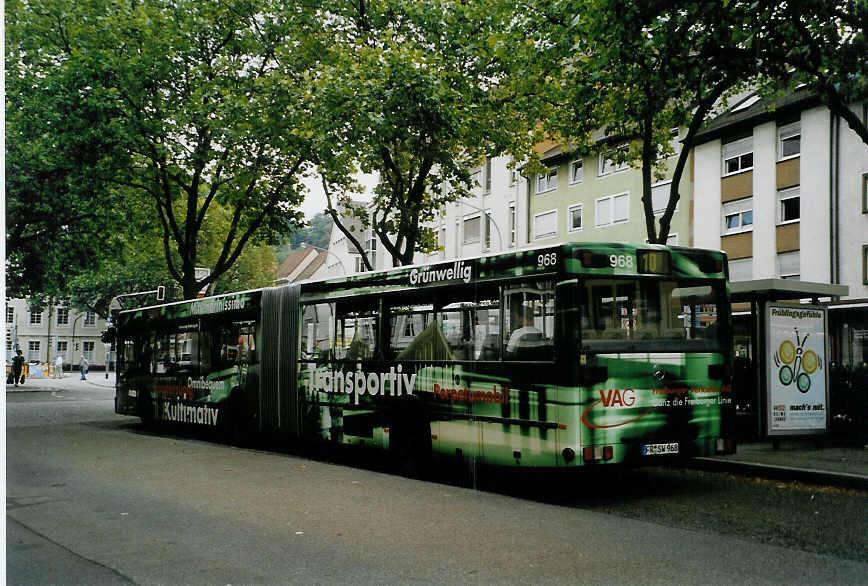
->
<box><xmin>114</xmin><ymin>242</ymin><xmax>736</xmax><ymax>470</ymax></box>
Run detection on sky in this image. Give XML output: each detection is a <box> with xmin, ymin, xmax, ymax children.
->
<box><xmin>300</xmin><ymin>171</ymin><xmax>379</xmax><ymax>219</ymax></box>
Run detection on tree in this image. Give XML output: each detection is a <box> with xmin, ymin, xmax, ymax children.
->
<box><xmin>6</xmin><ymin>2</ymin><xmax>132</xmax><ymax>298</ymax></box>
<box><xmin>309</xmin><ymin>1</ymin><xmax>531</xmax><ymax>268</ymax></box>
<box><xmin>7</xmin><ymin>0</ymin><xmax>319</xmax><ymax>299</ymax></box>
<box><xmin>509</xmin><ymin>0</ymin><xmax>866</xmax><ymax>243</ymax></box>
<box><xmin>67</xmin><ymin>200</ymin><xmax>279</xmax><ymax>314</ymax></box>
<box><xmin>508</xmin><ymin>0</ymin><xmax>759</xmax><ymax>243</ymax></box>
<box><xmin>286</xmin><ymin>212</ymin><xmax>334</xmax><ymax>251</ymax></box>
<box><xmin>757</xmin><ymin>0</ymin><xmax>867</xmax><ymax>144</ymax></box>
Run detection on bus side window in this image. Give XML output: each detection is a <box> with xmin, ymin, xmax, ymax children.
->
<box><xmin>336</xmin><ymin>310</ymin><xmax>377</xmax><ymax>361</ymax></box>
<box><xmin>155</xmin><ymin>333</ymin><xmax>171</xmax><ymax>374</ymax></box>
<box><xmin>390</xmin><ymin>304</ymin><xmax>434</xmax><ymax>359</ymax></box>
<box><xmin>199</xmin><ymin>327</ymin><xmax>214</xmax><ymax>373</ymax></box>
<box><xmin>301</xmin><ymin>303</ymin><xmax>334</xmax><ymax>361</ymax></box>
<box><xmin>503</xmin><ymin>282</ymin><xmax>555</xmax><ymax>361</ymax></box>
<box><xmin>238</xmin><ymin>326</ymin><xmax>256</xmax><ymax>363</ymax></box>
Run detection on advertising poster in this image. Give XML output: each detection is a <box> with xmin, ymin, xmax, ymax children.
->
<box><xmin>766</xmin><ymin>303</ymin><xmax>829</xmax><ymax>435</ymax></box>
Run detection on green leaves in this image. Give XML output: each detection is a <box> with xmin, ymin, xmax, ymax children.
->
<box><xmin>310</xmin><ymin>0</ymin><xmax>528</xmax><ymax>266</ymax></box>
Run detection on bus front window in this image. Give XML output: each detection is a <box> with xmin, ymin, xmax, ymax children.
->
<box><xmin>580</xmin><ymin>279</ymin><xmax>724</xmax><ymax>351</ymax></box>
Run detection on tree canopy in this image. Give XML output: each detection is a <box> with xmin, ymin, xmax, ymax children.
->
<box><xmin>309</xmin><ymin>0</ymin><xmax>533</xmax><ymax>267</ymax></box>
<box><xmin>7</xmin><ymin>0</ymin><xmax>319</xmax><ymax>299</ymax></box>
<box><xmin>507</xmin><ymin>0</ymin><xmax>867</xmax><ymax>243</ymax></box>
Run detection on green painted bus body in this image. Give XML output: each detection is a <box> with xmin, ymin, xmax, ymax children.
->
<box><xmin>115</xmin><ymin>242</ymin><xmax>732</xmax><ymax>467</ymax></box>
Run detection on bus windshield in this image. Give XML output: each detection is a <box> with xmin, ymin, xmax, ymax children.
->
<box><xmin>580</xmin><ymin>278</ymin><xmax>725</xmax><ymax>352</ymax></box>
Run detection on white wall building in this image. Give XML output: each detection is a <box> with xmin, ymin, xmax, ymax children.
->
<box><xmin>692</xmin><ymin>89</ymin><xmax>868</xmax><ymax>368</ymax></box>
<box><xmin>5</xmin><ymin>299</ymin><xmax>109</xmax><ymax>370</ymax></box>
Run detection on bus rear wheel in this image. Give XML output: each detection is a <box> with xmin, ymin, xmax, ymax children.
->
<box><xmin>138</xmin><ymin>392</ymin><xmax>154</xmax><ymax>428</ymax></box>
<box><xmin>391</xmin><ymin>413</ymin><xmax>431</xmax><ymax>478</ymax></box>
<box><xmin>226</xmin><ymin>389</ymin><xmax>253</xmax><ymax>447</ymax></box>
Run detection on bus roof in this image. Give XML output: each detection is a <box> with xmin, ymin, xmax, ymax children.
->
<box><xmin>118</xmin><ymin>242</ymin><xmax>726</xmax><ymax>322</ymax></box>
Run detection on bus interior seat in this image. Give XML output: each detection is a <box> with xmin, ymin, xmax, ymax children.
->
<box><xmin>479</xmin><ymin>333</ymin><xmax>500</xmax><ymax>361</ymax></box>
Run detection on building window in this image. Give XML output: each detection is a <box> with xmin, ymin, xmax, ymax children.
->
<box><xmin>722</xmin><ymin>197</ymin><xmax>753</xmax><ymax>234</ymax></box>
<box><xmin>83</xmin><ymin>341</ymin><xmax>95</xmax><ymax>362</ymax></box>
<box><xmin>366</xmin><ymin>233</ymin><xmax>377</xmax><ymax>270</ymax></box>
<box><xmin>6</xmin><ymin>332</ymin><xmax>11</xmax><ymax>352</ymax></box>
<box><xmin>469</xmin><ymin>167</ymin><xmax>482</xmax><ymax>189</ymax></box>
<box><xmin>599</xmin><ymin>145</ymin><xmax>629</xmax><ymax>176</ymax></box>
<box><xmin>454</xmin><ymin>221</ymin><xmax>460</xmax><ymax>256</ymax></box>
<box><xmin>651</xmin><ymin>181</ymin><xmax>675</xmax><ymax>214</ymax></box>
<box><xmin>83</xmin><ymin>312</ymin><xmax>97</xmax><ymax>328</ymax></box>
<box><xmin>463</xmin><ymin>215</ymin><xmax>481</xmax><ymax>245</ymax></box>
<box><xmin>508</xmin><ymin>204</ymin><xmax>516</xmax><ymax>247</ymax></box>
<box><xmin>29</xmin><ymin>310</ymin><xmax>42</xmax><ymax>326</ymax></box>
<box><xmin>595</xmin><ymin>192</ymin><xmax>629</xmax><ymax>228</ymax></box>
<box><xmin>778</xmin><ymin>122</ymin><xmax>801</xmax><ymax>160</ymax></box>
<box><xmin>485</xmin><ymin>158</ymin><xmax>492</xmax><ymax>193</ymax></box>
<box><xmin>484</xmin><ymin>212</ymin><xmax>493</xmax><ymax>250</ymax></box>
<box><xmin>533</xmin><ymin>209</ymin><xmax>558</xmax><ymax>240</ymax></box>
<box><xmin>863</xmin><ymin>245</ymin><xmax>868</xmax><ymax>285</ymax></box>
<box><xmin>568</xmin><ymin>204</ymin><xmax>583</xmax><ymax>233</ymax></box>
<box><xmin>28</xmin><ymin>340</ymin><xmax>40</xmax><ymax>361</ymax></box>
<box><xmin>862</xmin><ymin>173</ymin><xmax>867</xmax><ymax>214</ymax></box>
<box><xmin>732</xmin><ymin>93</ymin><xmax>761</xmax><ymax>112</ymax></box>
<box><xmin>722</xmin><ymin>136</ymin><xmax>753</xmax><ymax>176</ymax></box>
<box><xmin>536</xmin><ymin>167</ymin><xmax>558</xmax><ymax>194</ymax></box>
<box><xmin>777</xmin><ymin>251</ymin><xmax>800</xmax><ymax>280</ymax></box>
<box><xmin>777</xmin><ymin>187</ymin><xmax>800</xmax><ymax>224</ymax></box>
<box><xmin>57</xmin><ymin>340</ymin><xmax>69</xmax><ymax>361</ymax></box>
<box><xmin>6</xmin><ymin>307</ymin><xmax>13</xmax><ymax>324</ymax></box>
<box><xmin>354</xmin><ymin>256</ymin><xmax>365</xmax><ymax>273</ymax></box>
<box><xmin>56</xmin><ymin>308</ymin><xmax>70</xmax><ymax>326</ymax></box>
<box><xmin>569</xmin><ymin>159</ymin><xmax>583</xmax><ymax>184</ymax></box>
<box><xmin>439</xmin><ymin>226</ymin><xmax>447</xmax><ymax>258</ymax></box>
<box><xmin>728</xmin><ymin>258</ymin><xmax>753</xmax><ymax>282</ymax></box>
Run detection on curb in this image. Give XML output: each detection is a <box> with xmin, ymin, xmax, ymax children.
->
<box><xmin>689</xmin><ymin>456</ymin><xmax>868</xmax><ymax>491</ymax></box>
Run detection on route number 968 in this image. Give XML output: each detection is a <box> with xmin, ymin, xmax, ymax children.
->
<box><xmin>537</xmin><ymin>252</ymin><xmax>557</xmax><ymax>268</ymax></box>
<box><xmin>610</xmin><ymin>254</ymin><xmax>634</xmax><ymax>268</ymax></box>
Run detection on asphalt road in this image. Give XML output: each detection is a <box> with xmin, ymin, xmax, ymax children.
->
<box><xmin>6</xmin><ymin>385</ymin><xmax>868</xmax><ymax>584</ymax></box>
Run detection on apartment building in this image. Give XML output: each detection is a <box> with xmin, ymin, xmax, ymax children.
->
<box><xmin>692</xmin><ymin>89</ymin><xmax>868</xmax><ymax>368</ymax></box>
<box><xmin>524</xmin><ymin>135</ymin><xmax>690</xmax><ymax>248</ymax></box>
<box><xmin>5</xmin><ymin>299</ymin><xmax>108</xmax><ymax>370</ymax></box>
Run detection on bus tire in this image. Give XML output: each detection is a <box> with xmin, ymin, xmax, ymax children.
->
<box><xmin>227</xmin><ymin>389</ymin><xmax>252</xmax><ymax>447</ymax></box>
<box><xmin>391</xmin><ymin>403</ymin><xmax>431</xmax><ymax>478</ymax></box>
<box><xmin>138</xmin><ymin>392</ymin><xmax>154</xmax><ymax>428</ymax></box>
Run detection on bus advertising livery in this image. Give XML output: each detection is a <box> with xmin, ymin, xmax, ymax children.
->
<box><xmin>114</xmin><ymin>242</ymin><xmax>735</xmax><ymax>470</ymax></box>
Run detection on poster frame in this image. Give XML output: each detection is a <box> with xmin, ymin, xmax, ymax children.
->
<box><xmin>764</xmin><ymin>302</ymin><xmax>830</xmax><ymax>437</ymax></box>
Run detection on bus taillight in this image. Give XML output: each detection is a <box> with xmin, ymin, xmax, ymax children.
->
<box><xmin>582</xmin><ymin>445</ymin><xmax>614</xmax><ymax>462</ymax></box>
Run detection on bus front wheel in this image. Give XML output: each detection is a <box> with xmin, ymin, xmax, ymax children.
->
<box><xmin>138</xmin><ymin>392</ymin><xmax>154</xmax><ymax>428</ymax></box>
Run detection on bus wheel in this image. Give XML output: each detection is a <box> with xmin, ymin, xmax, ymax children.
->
<box><xmin>392</xmin><ymin>412</ymin><xmax>431</xmax><ymax>478</ymax></box>
<box><xmin>228</xmin><ymin>390</ymin><xmax>252</xmax><ymax>447</ymax></box>
<box><xmin>138</xmin><ymin>392</ymin><xmax>154</xmax><ymax>428</ymax></box>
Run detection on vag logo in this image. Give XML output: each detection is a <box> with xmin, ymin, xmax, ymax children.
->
<box><xmin>598</xmin><ymin>388</ymin><xmax>635</xmax><ymax>408</ymax></box>
<box><xmin>581</xmin><ymin>388</ymin><xmax>651</xmax><ymax>429</ymax></box>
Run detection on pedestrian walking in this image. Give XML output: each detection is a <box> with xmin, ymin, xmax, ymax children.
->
<box><xmin>11</xmin><ymin>349</ymin><xmax>26</xmax><ymax>387</ymax></box>
<box><xmin>54</xmin><ymin>354</ymin><xmax>64</xmax><ymax>379</ymax></box>
<box><xmin>79</xmin><ymin>355</ymin><xmax>89</xmax><ymax>380</ymax></box>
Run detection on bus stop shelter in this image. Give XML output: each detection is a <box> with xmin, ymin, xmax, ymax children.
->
<box><xmin>729</xmin><ymin>279</ymin><xmax>849</xmax><ymax>441</ymax></box>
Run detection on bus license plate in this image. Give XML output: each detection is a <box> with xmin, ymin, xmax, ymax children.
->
<box><xmin>642</xmin><ymin>442</ymin><xmax>679</xmax><ymax>456</ymax></box>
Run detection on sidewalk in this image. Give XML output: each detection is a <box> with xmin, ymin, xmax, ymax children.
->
<box><xmin>5</xmin><ymin>371</ymin><xmax>116</xmax><ymax>392</ymax></box>
<box><xmin>694</xmin><ymin>439</ymin><xmax>868</xmax><ymax>490</ymax></box>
